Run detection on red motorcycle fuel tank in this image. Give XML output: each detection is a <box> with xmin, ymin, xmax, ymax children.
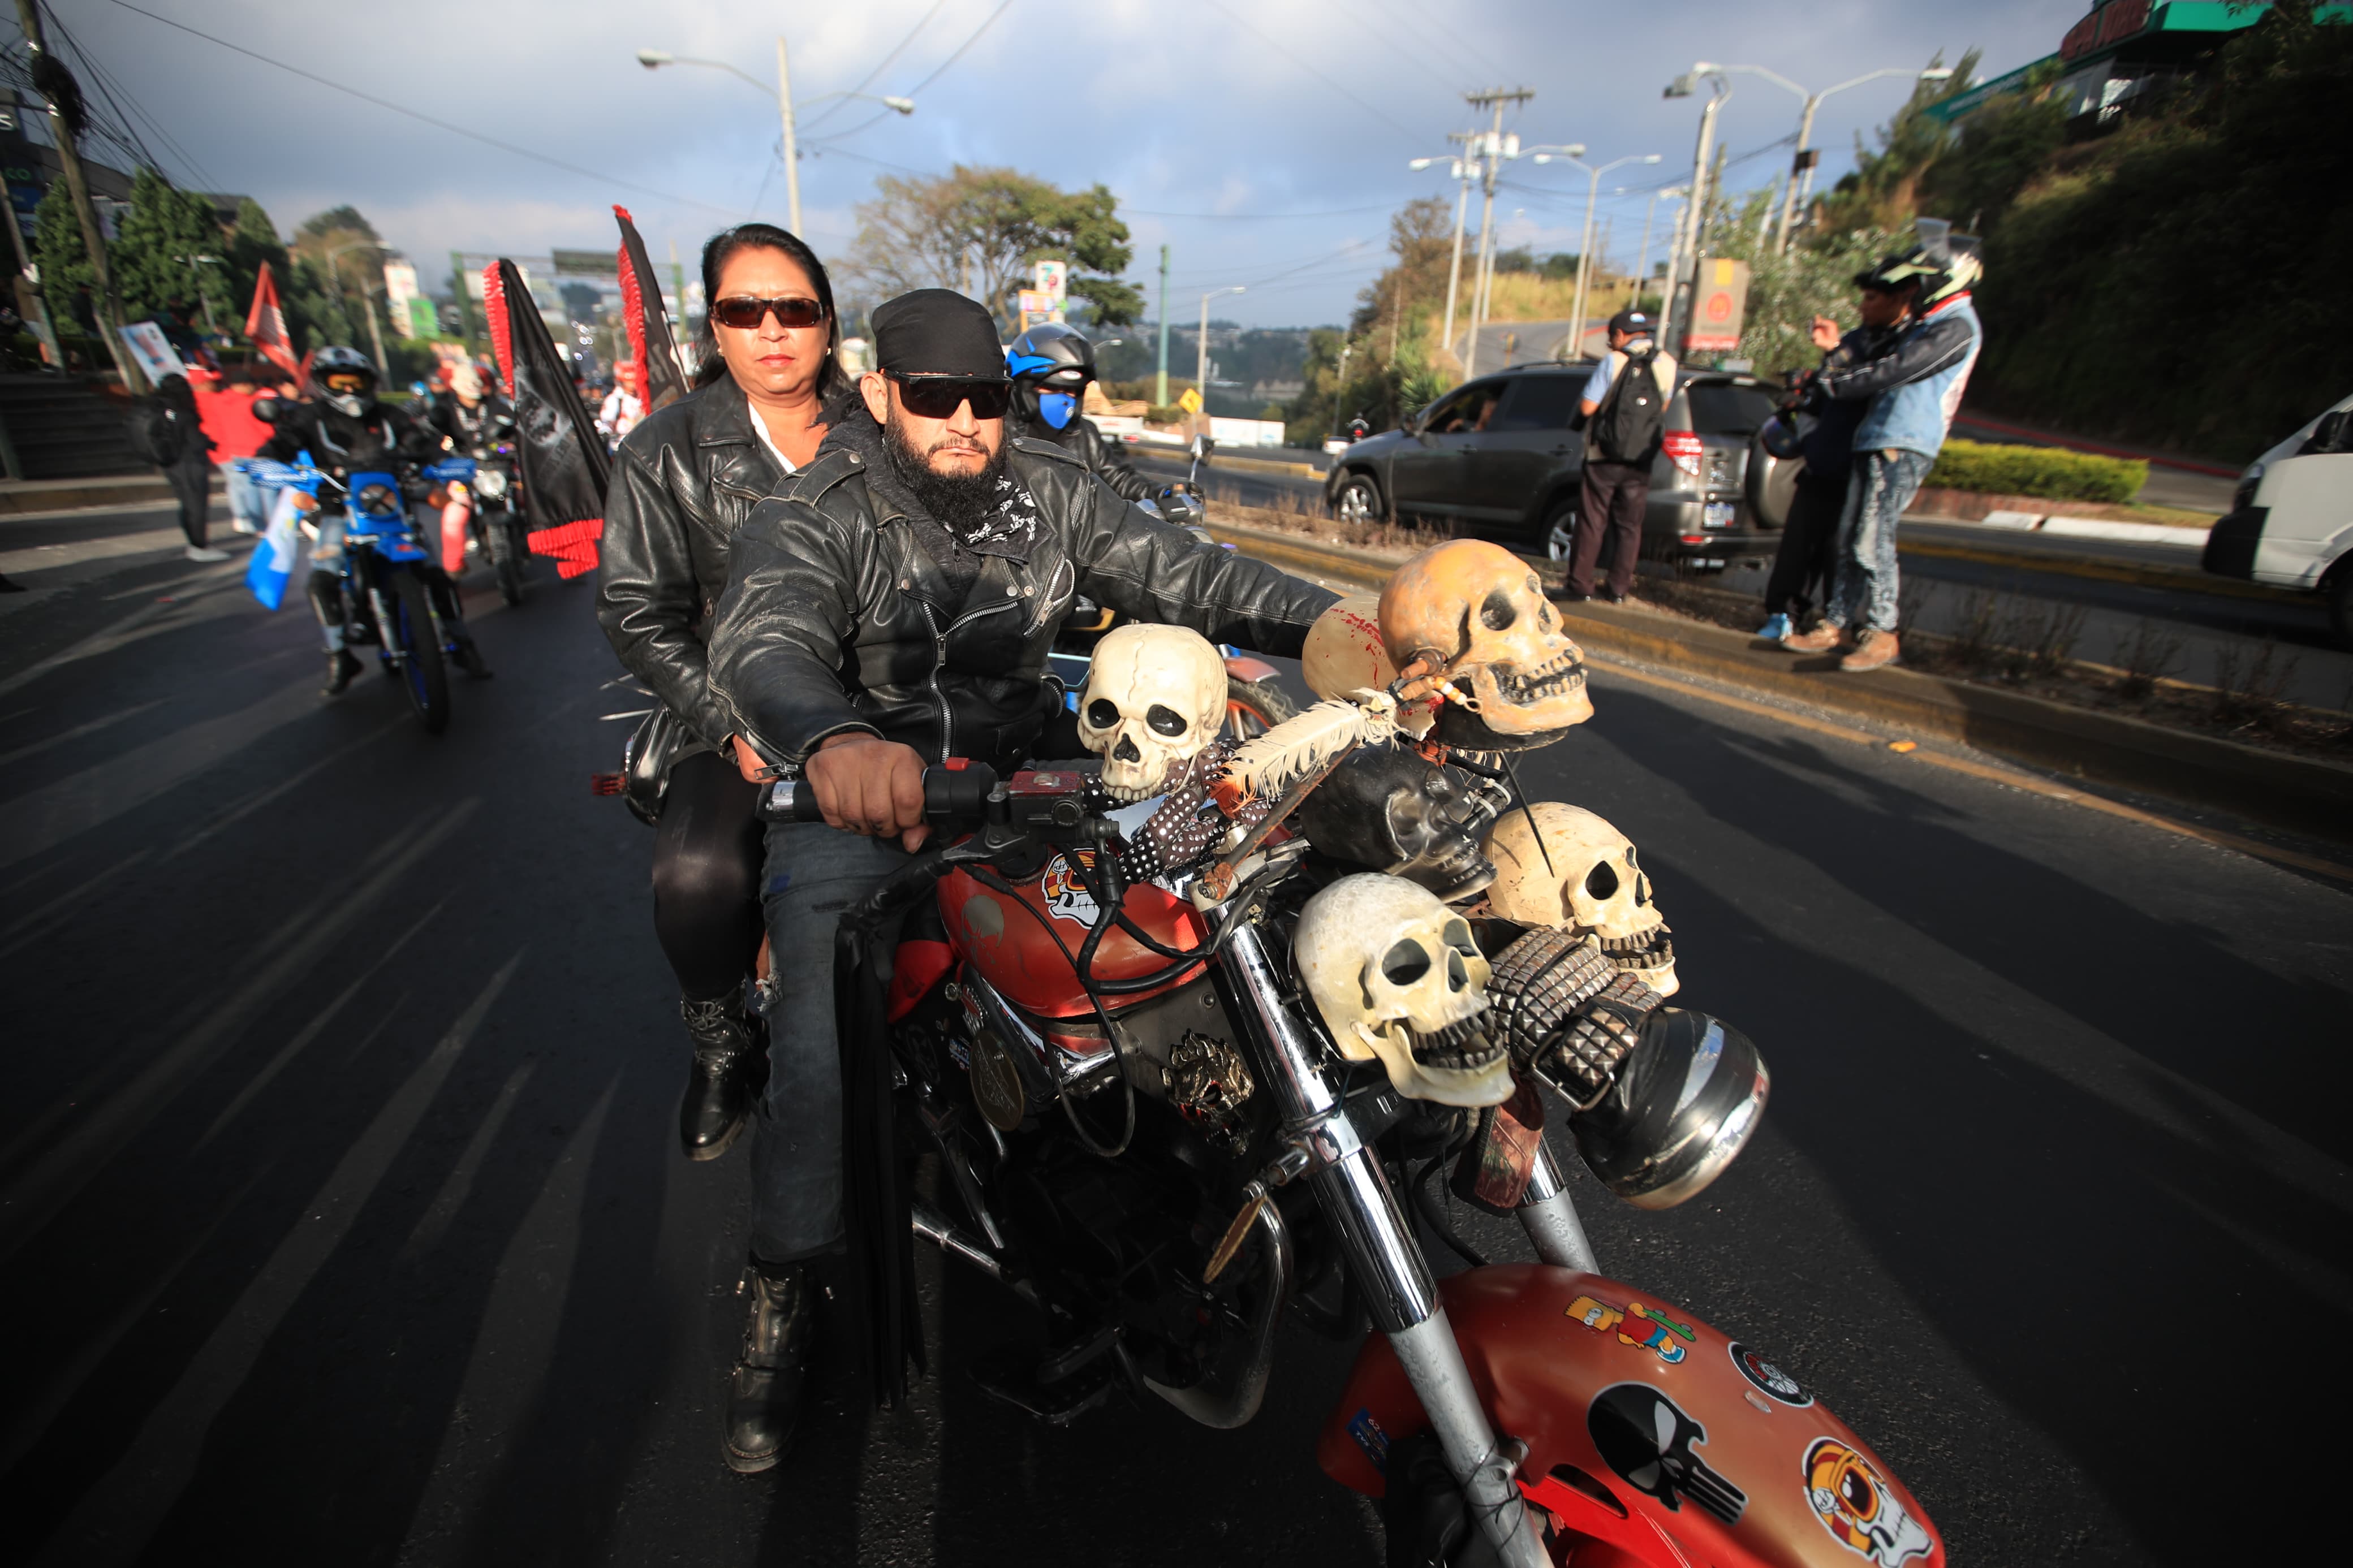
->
<box><xmin>937</xmin><ymin>848</ymin><xmax>1206</xmax><ymax>1024</ymax></box>
<box><xmin>1320</xmin><ymin>1265</ymin><xmax>1943</xmax><ymax>1568</ymax></box>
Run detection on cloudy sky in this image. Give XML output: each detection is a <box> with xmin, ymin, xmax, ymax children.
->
<box><xmin>35</xmin><ymin>0</ymin><xmax>2068</xmax><ymax>326</ymax></box>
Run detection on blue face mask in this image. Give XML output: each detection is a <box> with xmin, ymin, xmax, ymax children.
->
<box><xmin>1038</xmin><ymin>391</ymin><xmax>1078</xmax><ymax>430</ymax></box>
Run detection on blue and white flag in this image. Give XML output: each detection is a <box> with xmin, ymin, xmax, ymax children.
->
<box><xmin>239</xmin><ymin>457</ymin><xmax>317</xmax><ymax>611</ymax></box>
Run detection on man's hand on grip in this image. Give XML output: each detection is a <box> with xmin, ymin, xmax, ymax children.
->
<box><xmin>805</xmin><ymin>733</ymin><xmax>930</xmax><ymax>851</ymax></box>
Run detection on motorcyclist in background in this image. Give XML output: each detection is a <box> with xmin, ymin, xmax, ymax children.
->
<box><xmin>1003</xmin><ymin>322</ymin><xmax>1158</xmax><ymax>502</ymax></box>
<box><xmin>423</xmin><ymin>358</ymin><xmax>513</xmax><ymax>453</ymax></box>
<box><xmin>260</xmin><ymin>345</ymin><xmax>493</xmax><ymax>693</ymax></box>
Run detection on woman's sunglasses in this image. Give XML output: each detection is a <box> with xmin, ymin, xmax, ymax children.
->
<box><xmin>890</xmin><ymin>374</ymin><xmax>1012</xmax><ymax>420</ymax></box>
<box><xmin>710</xmin><ymin>295</ymin><xmax>826</xmax><ymax>330</ymax></box>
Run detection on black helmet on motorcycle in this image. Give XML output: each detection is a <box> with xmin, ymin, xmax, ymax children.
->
<box><xmin>1571</xmin><ymin>1008</ymin><xmax>1769</xmax><ymax>1210</ymax></box>
<box><xmin>1758</xmin><ymin>411</ymin><xmax>1809</xmax><ymax>461</ymax></box>
<box><xmin>1006</xmin><ymin>322</ymin><xmax>1097</xmax><ymax>431</ymax></box>
<box><xmin>1853</xmin><ymin>216</ymin><xmax>1983</xmax><ymax>308</ymax></box>
<box><xmin>308</xmin><ymin>345</ymin><xmax>380</xmax><ymax>419</ymax></box>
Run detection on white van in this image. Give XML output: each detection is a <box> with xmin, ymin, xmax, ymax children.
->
<box><xmin>2202</xmin><ymin>392</ymin><xmax>2353</xmax><ymax>645</ymax></box>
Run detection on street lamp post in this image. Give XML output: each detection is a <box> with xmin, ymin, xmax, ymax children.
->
<box><xmin>1410</xmin><ymin>149</ymin><xmax>1477</xmax><ymax>369</ymax></box>
<box><xmin>1634</xmin><ymin>187</ymin><xmax>1683</xmax><ymax>315</ymax></box>
<box><xmin>637</xmin><ymin>42</ymin><xmax>915</xmax><ymax>235</ymax></box>
<box><xmin>1196</xmin><ymin>285</ymin><xmax>1245</xmax><ymax>422</ymax></box>
<box><xmin>1774</xmin><ymin>66</ymin><xmax>1953</xmax><ymax>249</ymax></box>
<box><xmin>1531</xmin><ymin>151</ymin><xmax>1658</xmax><ymax>359</ymax></box>
<box><xmin>1660</xmin><ymin>70</ymin><xmax>1733</xmax><ymax>354</ymax></box>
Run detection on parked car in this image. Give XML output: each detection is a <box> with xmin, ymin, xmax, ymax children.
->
<box><xmin>1322</xmin><ymin>362</ymin><xmax>1792</xmax><ymax>572</ymax></box>
<box><xmin>2201</xmin><ymin>391</ymin><xmax>2353</xmax><ymax>646</ymax></box>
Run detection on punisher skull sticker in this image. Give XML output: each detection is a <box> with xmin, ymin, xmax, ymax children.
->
<box><xmin>1728</xmin><ymin>1343</ymin><xmax>1814</xmax><ymax>1407</ymax></box>
<box><xmin>1803</xmin><ymin>1438</ymin><xmax>1933</xmax><ymax>1565</ymax></box>
<box><xmin>1587</xmin><ymin>1383</ymin><xmax>1748</xmax><ymax>1526</ymax></box>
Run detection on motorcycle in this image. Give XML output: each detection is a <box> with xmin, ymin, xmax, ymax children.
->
<box><xmin>1053</xmin><ymin>435</ymin><xmax>1298</xmax><ymax>741</ymax></box>
<box><xmin>244</xmin><ymin>455</ymin><xmax>463</xmax><ymax>735</ymax></box>
<box><xmin>425</xmin><ymin>441</ymin><xmax>532</xmax><ymax>607</ymax></box>
<box><xmin>756</xmin><ymin>544</ymin><xmax>1944</xmax><ymax>1568</ymax></box>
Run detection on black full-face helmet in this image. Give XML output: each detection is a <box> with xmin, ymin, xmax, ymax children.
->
<box><xmin>1006</xmin><ymin>321</ymin><xmax>1097</xmax><ymax>430</ymax></box>
<box><xmin>307</xmin><ymin>345</ymin><xmax>379</xmax><ymax>418</ymax></box>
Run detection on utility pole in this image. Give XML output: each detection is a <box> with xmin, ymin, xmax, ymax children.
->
<box><xmin>1154</xmin><ymin>243</ymin><xmax>1170</xmax><ymax>408</ymax></box>
<box><xmin>1440</xmin><ymin>136</ymin><xmax>1472</xmax><ymax>366</ymax></box>
<box><xmin>775</xmin><ymin>36</ymin><xmax>802</xmax><ymax>236</ymax></box>
<box><xmin>1661</xmin><ymin>72</ymin><xmax>1730</xmax><ymax>355</ymax></box>
<box><xmin>1459</xmin><ymin>87</ymin><xmax>1532</xmax><ymax>381</ymax></box>
<box><xmin>449</xmin><ymin>250</ymin><xmax>473</xmax><ymax>345</ymax></box>
<box><xmin>1329</xmin><ymin>339</ymin><xmax>1352</xmax><ymax>442</ymax></box>
<box><xmin>1633</xmin><ymin>189</ymin><xmax>1671</xmax><ymax>312</ymax></box>
<box><xmin>18</xmin><ymin>0</ymin><xmax>143</xmax><ymax>391</ymax></box>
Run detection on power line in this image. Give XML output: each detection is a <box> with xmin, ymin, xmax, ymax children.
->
<box><xmin>102</xmin><ymin>0</ymin><xmax>749</xmax><ymax>221</ymax></box>
<box><xmin>798</xmin><ymin>0</ymin><xmax>955</xmax><ymax>135</ymax></box>
<box><xmin>805</xmin><ymin>0</ymin><xmax>1015</xmax><ymax>152</ymax></box>
<box><xmin>1198</xmin><ymin>0</ymin><xmax>1409</xmax><ymax>133</ymax></box>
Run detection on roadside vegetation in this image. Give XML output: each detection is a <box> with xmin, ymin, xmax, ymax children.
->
<box><xmin>1924</xmin><ymin>439</ymin><xmax>2146</xmax><ymax>504</ymax></box>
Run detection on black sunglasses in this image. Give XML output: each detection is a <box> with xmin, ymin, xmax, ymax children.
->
<box><xmin>890</xmin><ymin>374</ymin><xmax>1012</xmax><ymax>420</ymax></box>
<box><xmin>710</xmin><ymin>295</ymin><xmax>826</xmax><ymax>330</ymax></box>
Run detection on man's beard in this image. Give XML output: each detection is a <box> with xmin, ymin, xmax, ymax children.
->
<box><xmin>883</xmin><ymin>407</ymin><xmax>1008</xmax><ymax>538</ymax></box>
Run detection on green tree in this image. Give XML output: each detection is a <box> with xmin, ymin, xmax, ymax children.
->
<box><xmin>225</xmin><ymin>197</ymin><xmax>292</xmax><ymax>327</ymax></box>
<box><xmin>109</xmin><ymin>166</ymin><xmax>233</xmax><ymax>325</ymax></box>
<box><xmin>31</xmin><ymin>184</ymin><xmax>94</xmax><ymax>314</ymax></box>
<box><xmin>1686</xmin><ymin>183</ymin><xmax>1899</xmax><ymax>376</ymax></box>
<box><xmin>843</xmin><ymin>166</ymin><xmax>1140</xmax><ymax>334</ymax></box>
<box><xmin>1285</xmin><ymin>197</ymin><xmax>1458</xmax><ymax>443</ymax></box>
<box><xmin>1814</xmin><ymin>52</ymin><xmax>1980</xmax><ymax>234</ymax></box>
<box><xmin>286</xmin><ymin>206</ymin><xmax>383</xmax><ymax>355</ymax></box>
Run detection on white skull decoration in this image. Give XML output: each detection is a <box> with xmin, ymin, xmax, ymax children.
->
<box><xmin>1076</xmin><ymin>624</ymin><xmax>1228</xmax><ymax>801</ymax></box>
<box><xmin>1294</xmin><ymin>874</ymin><xmax>1512</xmax><ymax>1107</ymax></box>
<box><xmin>1379</xmin><ymin>540</ymin><xmax>1593</xmax><ymax>746</ymax></box>
<box><xmin>1483</xmin><ymin>802</ymin><xmax>1677</xmax><ymax>995</ymax></box>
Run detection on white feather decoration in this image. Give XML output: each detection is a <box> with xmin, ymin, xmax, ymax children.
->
<box><xmin>1219</xmin><ymin>693</ymin><xmax>1397</xmax><ymax>802</ymax></box>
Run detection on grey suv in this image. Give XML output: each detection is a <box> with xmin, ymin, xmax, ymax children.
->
<box><xmin>1322</xmin><ymin>362</ymin><xmax>1790</xmax><ymax>572</ymax></box>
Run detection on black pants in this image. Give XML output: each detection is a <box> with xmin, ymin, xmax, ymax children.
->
<box><xmin>165</xmin><ymin>456</ymin><xmax>210</xmax><ymax>548</ymax></box>
<box><xmin>1570</xmin><ymin>459</ymin><xmax>1649</xmax><ymax>596</ymax></box>
<box><xmin>1763</xmin><ymin>470</ymin><xmax>1848</xmax><ymax>621</ymax></box>
<box><xmin>651</xmin><ymin>748</ymin><xmax>766</xmax><ymax>1003</ymax></box>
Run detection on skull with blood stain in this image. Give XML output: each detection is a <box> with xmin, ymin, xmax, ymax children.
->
<box><xmin>1378</xmin><ymin>540</ymin><xmax>1592</xmax><ymax>750</ymax></box>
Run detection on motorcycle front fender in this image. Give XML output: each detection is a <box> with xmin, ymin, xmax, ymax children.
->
<box><xmin>1318</xmin><ymin>1264</ymin><xmax>1944</xmax><ymax>1568</ymax></box>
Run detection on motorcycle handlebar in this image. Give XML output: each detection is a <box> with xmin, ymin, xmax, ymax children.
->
<box><xmin>759</xmin><ymin>761</ymin><xmax>1003</xmax><ymax>826</ymax></box>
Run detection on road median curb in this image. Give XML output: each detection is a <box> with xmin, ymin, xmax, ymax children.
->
<box><xmin>1206</xmin><ymin>517</ymin><xmax>2353</xmax><ymax>846</ymax></box>
<box><xmin>0</xmin><ymin>474</ymin><xmax>179</xmax><ymax>515</ymax></box>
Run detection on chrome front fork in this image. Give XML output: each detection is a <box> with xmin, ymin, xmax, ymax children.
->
<box><xmin>1214</xmin><ymin>918</ymin><xmax>1550</xmax><ymax>1568</ymax></box>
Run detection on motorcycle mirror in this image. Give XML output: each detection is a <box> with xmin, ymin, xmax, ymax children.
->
<box><xmin>1571</xmin><ymin>1008</ymin><xmax>1769</xmax><ymax>1210</ymax></box>
<box><xmin>250</xmin><ymin>396</ymin><xmax>280</xmax><ymax>424</ymax></box>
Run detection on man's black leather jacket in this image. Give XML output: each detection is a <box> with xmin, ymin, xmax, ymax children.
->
<box><xmin>258</xmin><ymin>399</ymin><xmax>437</xmax><ymax>485</ymax></box>
<box><xmin>597</xmin><ymin>375</ymin><xmax>790</xmax><ymax>751</ymax></box>
<box><xmin>1010</xmin><ymin>408</ymin><xmax>1157</xmax><ymax>502</ymax></box>
<box><xmin>710</xmin><ymin>434</ymin><xmax>1337</xmax><ymax>774</ymax></box>
<box><xmin>423</xmin><ymin>390</ymin><xmax>514</xmax><ymax>454</ymax></box>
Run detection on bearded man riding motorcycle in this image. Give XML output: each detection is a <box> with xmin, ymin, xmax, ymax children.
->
<box><xmin>1003</xmin><ymin>320</ymin><xmax>1158</xmax><ymax>502</ymax></box>
<box><xmin>259</xmin><ymin>346</ymin><xmax>492</xmax><ymax>692</ymax></box>
<box><xmin>704</xmin><ymin>289</ymin><xmax>1337</xmax><ymax>1475</ymax></box>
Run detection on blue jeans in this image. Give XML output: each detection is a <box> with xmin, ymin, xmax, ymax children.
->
<box><xmin>751</xmin><ymin>819</ymin><xmax>912</xmax><ymax>1264</ymax></box>
<box><xmin>1825</xmin><ymin>447</ymin><xmax>1934</xmax><ymax>634</ymax></box>
<box><xmin>219</xmin><ymin>460</ymin><xmax>266</xmax><ymax>533</ymax></box>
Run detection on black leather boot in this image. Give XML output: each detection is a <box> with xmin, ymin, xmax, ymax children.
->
<box><xmin>724</xmin><ymin>1264</ymin><xmax>814</xmax><ymax>1474</ymax></box>
<box><xmin>322</xmin><ymin>648</ymin><xmax>363</xmax><ymax>695</ymax></box>
<box><xmin>679</xmin><ymin>996</ymin><xmax>761</xmax><ymax>1161</ymax></box>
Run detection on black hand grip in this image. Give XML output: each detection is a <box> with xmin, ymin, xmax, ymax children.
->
<box><xmin>760</xmin><ymin>762</ymin><xmax>1001</xmax><ymax>824</ymax></box>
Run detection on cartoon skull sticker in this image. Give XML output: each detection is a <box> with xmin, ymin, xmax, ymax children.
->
<box><xmin>1804</xmin><ymin>1438</ymin><xmax>1933</xmax><ymax>1565</ymax></box>
<box><xmin>1587</xmin><ymin>1384</ymin><xmax>1747</xmax><ymax>1526</ymax></box>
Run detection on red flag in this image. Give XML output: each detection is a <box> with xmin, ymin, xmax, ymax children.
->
<box><xmin>614</xmin><ymin>205</ymin><xmax>689</xmax><ymax>413</ymax></box>
<box><xmin>244</xmin><ymin>261</ymin><xmax>299</xmax><ymax>378</ymax></box>
<box><xmin>482</xmin><ymin>258</ymin><xmax>611</xmax><ymax>578</ymax></box>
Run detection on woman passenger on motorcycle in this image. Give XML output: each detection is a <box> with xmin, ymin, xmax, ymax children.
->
<box><xmin>598</xmin><ymin>223</ymin><xmax>857</xmax><ymax>1161</ymax></box>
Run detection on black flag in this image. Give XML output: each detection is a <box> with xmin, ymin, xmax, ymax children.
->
<box><xmin>483</xmin><ymin>259</ymin><xmax>610</xmax><ymax>577</ymax></box>
<box><xmin>614</xmin><ymin>205</ymin><xmax>689</xmax><ymax>413</ymax></box>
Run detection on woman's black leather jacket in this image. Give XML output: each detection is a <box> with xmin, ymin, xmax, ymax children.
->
<box><xmin>709</xmin><ymin>430</ymin><xmax>1336</xmax><ymax>774</ymax></box>
<box><xmin>597</xmin><ymin>375</ymin><xmax>801</xmax><ymax>751</ymax></box>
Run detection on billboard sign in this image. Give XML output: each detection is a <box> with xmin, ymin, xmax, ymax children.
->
<box><xmin>1683</xmin><ymin>258</ymin><xmax>1751</xmax><ymax>353</ymax></box>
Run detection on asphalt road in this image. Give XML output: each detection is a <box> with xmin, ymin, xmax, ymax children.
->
<box><xmin>4</xmin><ymin>503</ymin><xmax>2349</xmax><ymax>1565</ymax></box>
<box><xmin>1140</xmin><ymin>452</ymin><xmax>2352</xmax><ymax>709</ymax></box>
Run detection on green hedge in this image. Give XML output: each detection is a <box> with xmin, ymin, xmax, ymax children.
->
<box><xmin>1924</xmin><ymin>438</ymin><xmax>2147</xmax><ymax>504</ymax></box>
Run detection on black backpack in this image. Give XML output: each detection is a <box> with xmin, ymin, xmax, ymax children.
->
<box><xmin>124</xmin><ymin>397</ymin><xmax>187</xmax><ymax>466</ymax></box>
<box><xmin>1589</xmin><ymin>347</ymin><xmax>1666</xmax><ymax>463</ymax></box>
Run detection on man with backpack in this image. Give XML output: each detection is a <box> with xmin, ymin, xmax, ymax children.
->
<box><xmin>1564</xmin><ymin>306</ymin><xmax>1676</xmax><ymax>602</ymax></box>
<box><xmin>128</xmin><ymin>373</ymin><xmax>229</xmax><ymax>563</ymax></box>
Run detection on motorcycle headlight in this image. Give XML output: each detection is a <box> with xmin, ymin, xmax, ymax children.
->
<box><xmin>355</xmin><ymin>483</ymin><xmax>400</xmax><ymax>516</ymax></box>
<box><xmin>475</xmin><ymin>466</ymin><xmax>508</xmax><ymax>499</ymax></box>
<box><xmin>1571</xmin><ymin>1008</ymin><xmax>1768</xmax><ymax>1210</ymax></box>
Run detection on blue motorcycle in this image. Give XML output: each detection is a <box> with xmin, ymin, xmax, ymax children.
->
<box><xmin>245</xmin><ymin>453</ymin><xmax>469</xmax><ymax>733</ymax></box>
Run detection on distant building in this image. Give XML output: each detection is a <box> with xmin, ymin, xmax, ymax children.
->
<box><xmin>1928</xmin><ymin>1</ymin><xmax>2349</xmax><ymax>137</ymax></box>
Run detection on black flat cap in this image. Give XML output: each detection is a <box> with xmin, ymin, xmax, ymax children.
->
<box><xmin>870</xmin><ymin>288</ymin><xmax>1008</xmax><ymax>380</ymax></box>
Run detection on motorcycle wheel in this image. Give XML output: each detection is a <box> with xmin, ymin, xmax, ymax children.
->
<box><xmin>389</xmin><ymin>569</ymin><xmax>451</xmax><ymax>735</ymax></box>
<box><xmin>1224</xmin><ymin>675</ymin><xmax>1297</xmax><ymax>744</ymax></box>
<box><xmin>493</xmin><ymin>514</ymin><xmax>527</xmax><ymax>606</ymax></box>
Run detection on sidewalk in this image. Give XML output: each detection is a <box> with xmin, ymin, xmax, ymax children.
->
<box><xmin>0</xmin><ymin>473</ymin><xmax>188</xmax><ymax>516</ymax></box>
